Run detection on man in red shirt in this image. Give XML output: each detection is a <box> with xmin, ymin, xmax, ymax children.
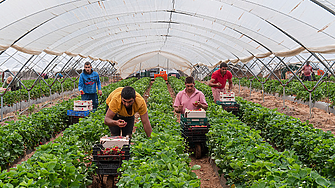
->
<box><xmin>208</xmin><ymin>62</ymin><xmax>233</xmax><ymax>102</ymax></box>
<box><xmin>301</xmin><ymin>61</ymin><xmax>313</xmax><ymax>81</ymax></box>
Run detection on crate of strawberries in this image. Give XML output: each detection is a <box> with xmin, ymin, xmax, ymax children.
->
<box><xmin>181</xmin><ymin>123</ymin><xmax>210</xmax><ymax>136</ymax></box>
<box><xmin>93</xmin><ymin>144</ymin><xmax>130</xmax><ymax>162</ymax></box>
<box><xmin>92</xmin><ymin>144</ymin><xmax>130</xmax><ymax>175</ymax></box>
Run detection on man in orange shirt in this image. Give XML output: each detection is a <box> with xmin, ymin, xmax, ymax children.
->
<box><xmin>104</xmin><ymin>86</ymin><xmax>152</xmax><ymax>137</ymax></box>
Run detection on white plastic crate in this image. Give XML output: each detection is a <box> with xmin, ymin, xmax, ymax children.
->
<box><xmin>220</xmin><ymin>92</ymin><xmax>235</xmax><ymax>102</ymax></box>
<box><xmin>220</xmin><ymin>97</ymin><xmax>235</xmax><ymax>102</ymax></box>
<box><xmin>74</xmin><ymin>100</ymin><xmax>93</xmax><ymax>111</ymax></box>
<box><xmin>220</xmin><ymin>92</ymin><xmax>235</xmax><ymax>98</ymax></box>
<box><xmin>184</xmin><ymin>108</ymin><xmax>206</xmax><ymax>118</ymax></box>
<box><xmin>100</xmin><ymin>135</ymin><xmax>130</xmax><ymax>148</ymax></box>
<box><xmin>74</xmin><ymin>100</ymin><xmax>92</xmax><ymax>106</ymax></box>
<box><xmin>74</xmin><ymin>106</ymin><xmax>93</xmax><ymax>111</ymax></box>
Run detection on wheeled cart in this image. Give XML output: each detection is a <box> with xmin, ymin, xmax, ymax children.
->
<box><xmin>180</xmin><ymin>114</ymin><xmax>210</xmax><ymax>159</ymax></box>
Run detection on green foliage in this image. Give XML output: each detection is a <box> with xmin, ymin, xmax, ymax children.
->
<box><xmin>0</xmin><ymin>78</ymin><xmax>135</xmax><ymax>187</ymax></box>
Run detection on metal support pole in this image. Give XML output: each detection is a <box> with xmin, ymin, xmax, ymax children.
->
<box><xmin>262</xmin><ymin>83</ymin><xmax>264</xmax><ymax>102</ymax></box>
<box><xmin>238</xmin><ymin>78</ymin><xmax>241</xmax><ymax>94</ymax></box>
<box><xmin>1</xmin><ymin>96</ymin><xmax>3</xmax><ymax>121</ymax></box>
<box><xmin>249</xmin><ymin>81</ymin><xmax>252</xmax><ymax>97</ymax></box>
<box><xmin>309</xmin><ymin>92</ymin><xmax>312</xmax><ymax>118</ymax></box>
<box><xmin>49</xmin><ymin>88</ymin><xmax>52</xmax><ymax>100</ymax></box>
<box><xmin>283</xmin><ymin>86</ymin><xmax>286</xmax><ymax>108</ymax></box>
<box><xmin>28</xmin><ymin>91</ymin><xmax>31</xmax><ymax>106</ymax></box>
<box><xmin>61</xmin><ymin>83</ymin><xmax>64</xmax><ymax>99</ymax></box>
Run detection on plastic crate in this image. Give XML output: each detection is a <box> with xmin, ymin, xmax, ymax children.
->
<box><xmin>182</xmin><ymin>133</ymin><xmax>207</xmax><ymax>143</ymax></box>
<box><xmin>180</xmin><ymin>122</ymin><xmax>210</xmax><ymax>129</ymax></box>
<box><xmin>180</xmin><ymin>114</ymin><xmax>208</xmax><ymax>125</ymax></box>
<box><xmin>93</xmin><ymin>144</ymin><xmax>130</xmax><ymax>162</ymax></box>
<box><xmin>68</xmin><ymin>116</ymin><xmax>84</xmax><ymax>125</ymax></box>
<box><xmin>181</xmin><ymin>128</ymin><xmax>209</xmax><ymax>137</ymax></box>
<box><xmin>67</xmin><ymin>110</ymin><xmax>89</xmax><ymax>117</ymax></box>
<box><xmin>95</xmin><ymin>161</ymin><xmax>121</xmax><ymax>175</ymax></box>
<box><xmin>216</xmin><ymin>101</ymin><xmax>238</xmax><ymax>105</ymax></box>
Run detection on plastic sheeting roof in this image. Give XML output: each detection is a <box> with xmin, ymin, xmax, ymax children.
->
<box><xmin>0</xmin><ymin>0</ymin><xmax>335</xmax><ymax>78</ymax></box>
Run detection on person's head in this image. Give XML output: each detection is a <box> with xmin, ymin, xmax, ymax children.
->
<box><xmin>84</xmin><ymin>62</ymin><xmax>92</xmax><ymax>74</ymax></box>
<box><xmin>121</xmin><ymin>86</ymin><xmax>136</xmax><ymax>108</ymax></box>
<box><xmin>6</xmin><ymin>76</ymin><xmax>13</xmax><ymax>84</ymax></box>
<box><xmin>306</xmin><ymin>61</ymin><xmax>310</xmax><ymax>66</ymax></box>
<box><xmin>185</xmin><ymin>76</ymin><xmax>195</xmax><ymax>93</ymax></box>
<box><xmin>219</xmin><ymin>62</ymin><xmax>228</xmax><ymax>75</ymax></box>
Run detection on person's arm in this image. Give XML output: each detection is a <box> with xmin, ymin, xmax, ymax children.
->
<box><xmin>194</xmin><ymin>102</ymin><xmax>208</xmax><ymax>111</ymax></box>
<box><xmin>227</xmin><ymin>78</ymin><xmax>233</xmax><ymax>92</ymax></box>
<box><xmin>78</xmin><ymin>74</ymin><xmax>85</xmax><ymax>94</ymax></box>
<box><xmin>174</xmin><ymin>105</ymin><xmax>183</xmax><ymax>113</ymax></box>
<box><xmin>104</xmin><ymin>108</ymin><xmax>127</xmax><ymax>128</ymax></box>
<box><xmin>96</xmin><ymin>74</ymin><xmax>102</xmax><ymax>95</ymax></box>
<box><xmin>173</xmin><ymin>92</ymin><xmax>183</xmax><ymax>113</ymax></box>
<box><xmin>140</xmin><ymin>112</ymin><xmax>152</xmax><ymax>137</ymax></box>
<box><xmin>208</xmin><ymin>78</ymin><xmax>221</xmax><ymax>88</ymax></box>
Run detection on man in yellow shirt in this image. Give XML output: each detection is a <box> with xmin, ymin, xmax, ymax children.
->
<box><xmin>104</xmin><ymin>86</ymin><xmax>152</xmax><ymax>137</ymax></box>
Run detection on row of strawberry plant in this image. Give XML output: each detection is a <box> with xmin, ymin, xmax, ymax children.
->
<box><xmin>0</xmin><ymin>78</ymin><xmax>135</xmax><ymax>169</ymax></box>
<box><xmin>171</xmin><ymin>77</ymin><xmax>333</xmax><ymax>187</ymax></box>
<box><xmin>232</xmin><ymin>77</ymin><xmax>335</xmax><ymax>107</ymax></box>
<box><xmin>117</xmin><ymin>77</ymin><xmax>201</xmax><ymax>187</ymax></box>
<box><xmin>237</xmin><ymin>97</ymin><xmax>335</xmax><ymax>181</ymax></box>
<box><xmin>207</xmin><ymin>105</ymin><xmax>333</xmax><ymax>187</ymax></box>
<box><xmin>0</xmin><ymin>98</ymin><xmax>71</xmax><ymax>169</ymax></box>
<box><xmin>0</xmin><ymin>76</ymin><xmax>134</xmax><ymax>170</ymax></box>
<box><xmin>2</xmin><ymin>76</ymin><xmax>109</xmax><ymax>107</ymax></box>
<box><xmin>2</xmin><ymin>78</ymin><xmax>78</xmax><ymax>106</ymax></box>
<box><xmin>0</xmin><ymin>77</ymin><xmax>137</xmax><ymax>187</ymax></box>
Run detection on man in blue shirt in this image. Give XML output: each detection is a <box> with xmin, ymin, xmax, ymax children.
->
<box><xmin>78</xmin><ymin>62</ymin><xmax>102</xmax><ymax>111</ymax></box>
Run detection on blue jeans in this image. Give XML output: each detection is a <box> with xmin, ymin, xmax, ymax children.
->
<box><xmin>81</xmin><ymin>93</ymin><xmax>98</xmax><ymax>110</ymax></box>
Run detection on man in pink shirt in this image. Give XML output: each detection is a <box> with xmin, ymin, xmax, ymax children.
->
<box><xmin>208</xmin><ymin>62</ymin><xmax>233</xmax><ymax>102</ymax></box>
<box><xmin>174</xmin><ymin>76</ymin><xmax>208</xmax><ymax>114</ymax></box>
<box><xmin>301</xmin><ymin>61</ymin><xmax>313</xmax><ymax>81</ymax></box>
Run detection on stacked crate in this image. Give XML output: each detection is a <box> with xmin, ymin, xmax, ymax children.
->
<box><xmin>93</xmin><ymin>136</ymin><xmax>130</xmax><ymax>176</ymax></box>
<box><xmin>180</xmin><ymin>110</ymin><xmax>210</xmax><ymax>158</ymax></box>
<box><xmin>219</xmin><ymin>92</ymin><xmax>235</xmax><ymax>102</ymax></box>
<box><xmin>216</xmin><ymin>92</ymin><xmax>240</xmax><ymax>115</ymax></box>
<box><xmin>73</xmin><ymin>100</ymin><xmax>93</xmax><ymax>111</ymax></box>
<box><xmin>66</xmin><ymin>100</ymin><xmax>92</xmax><ymax>124</ymax></box>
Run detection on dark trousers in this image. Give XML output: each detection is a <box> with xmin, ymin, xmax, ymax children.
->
<box><xmin>81</xmin><ymin>93</ymin><xmax>98</xmax><ymax>110</ymax></box>
<box><xmin>105</xmin><ymin>105</ymin><xmax>134</xmax><ymax>137</ymax></box>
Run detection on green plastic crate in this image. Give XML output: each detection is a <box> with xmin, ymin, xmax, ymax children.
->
<box><xmin>180</xmin><ymin>114</ymin><xmax>208</xmax><ymax>125</ymax></box>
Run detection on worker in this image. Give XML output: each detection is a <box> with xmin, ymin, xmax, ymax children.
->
<box><xmin>1</xmin><ymin>76</ymin><xmax>20</xmax><ymax>91</ymax></box>
<box><xmin>57</xmin><ymin>72</ymin><xmax>63</xmax><ymax>79</ymax></box>
<box><xmin>104</xmin><ymin>86</ymin><xmax>152</xmax><ymax>137</ymax></box>
<box><xmin>78</xmin><ymin>61</ymin><xmax>102</xmax><ymax>112</ymax></box>
<box><xmin>301</xmin><ymin>61</ymin><xmax>313</xmax><ymax>81</ymax></box>
<box><xmin>174</xmin><ymin>76</ymin><xmax>208</xmax><ymax>114</ymax></box>
<box><xmin>208</xmin><ymin>62</ymin><xmax>233</xmax><ymax>102</ymax></box>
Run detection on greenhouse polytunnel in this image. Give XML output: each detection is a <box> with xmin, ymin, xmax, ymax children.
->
<box><xmin>1</xmin><ymin>0</ymin><xmax>335</xmax><ymax>187</ymax></box>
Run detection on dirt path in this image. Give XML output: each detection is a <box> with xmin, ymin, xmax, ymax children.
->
<box><xmin>232</xmin><ymin>85</ymin><xmax>335</xmax><ymax>134</ymax></box>
<box><xmin>166</xmin><ymin>82</ymin><xmax>222</xmax><ymax>188</ymax></box>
